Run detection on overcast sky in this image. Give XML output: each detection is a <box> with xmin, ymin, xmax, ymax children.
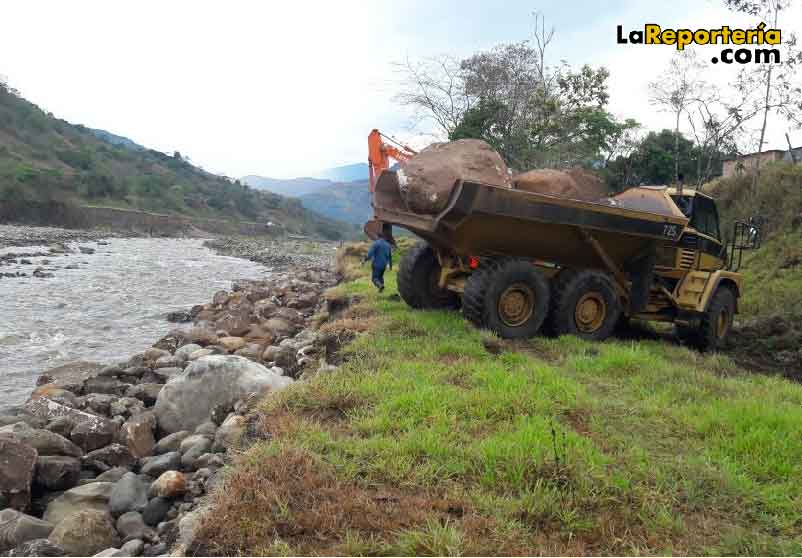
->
<box><xmin>2</xmin><ymin>0</ymin><xmax>800</xmax><ymax>179</ymax></box>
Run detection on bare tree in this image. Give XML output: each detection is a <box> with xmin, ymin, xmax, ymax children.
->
<box><xmin>685</xmin><ymin>83</ymin><xmax>767</xmax><ymax>186</ymax></box>
<box><xmin>393</xmin><ymin>55</ymin><xmax>471</xmax><ymax>137</ymax></box>
<box><xmin>649</xmin><ymin>51</ymin><xmax>706</xmax><ymax>184</ymax></box>
<box><xmin>725</xmin><ymin>0</ymin><xmax>802</xmax><ymax>190</ymax></box>
<box><xmin>394</xmin><ymin>13</ymin><xmax>626</xmax><ymax>170</ymax></box>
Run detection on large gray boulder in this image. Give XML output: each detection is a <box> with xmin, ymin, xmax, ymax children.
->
<box><xmin>24</xmin><ymin>398</ymin><xmax>116</xmax><ymax>453</ymax></box>
<box><xmin>115</xmin><ymin>511</ymin><xmax>146</xmax><ymax>542</ymax></box>
<box><xmin>153</xmin><ymin>431</ymin><xmax>190</xmax><ymax>455</ymax></box>
<box><xmin>48</xmin><ymin>510</ymin><xmax>119</xmax><ymax>557</ymax></box>
<box><xmin>154</xmin><ymin>356</ymin><xmax>292</xmax><ymax>433</ymax></box>
<box><xmin>0</xmin><ymin>423</ymin><xmax>81</xmax><ymax>458</ymax></box>
<box><xmin>0</xmin><ymin>437</ymin><xmax>37</xmax><ymax>511</ymax></box>
<box><xmin>140</xmin><ymin>453</ymin><xmax>180</xmax><ymax>478</ymax></box>
<box><xmin>43</xmin><ymin>482</ymin><xmax>114</xmax><ymax>525</ymax></box>
<box><xmin>109</xmin><ymin>473</ymin><xmax>149</xmax><ymax>517</ymax></box>
<box><xmin>0</xmin><ymin>509</ymin><xmax>54</xmax><ymax>553</ymax></box>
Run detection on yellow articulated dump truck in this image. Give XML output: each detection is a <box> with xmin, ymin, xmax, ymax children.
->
<box><xmin>369</xmin><ymin>168</ymin><xmax>761</xmax><ymax>350</ymax></box>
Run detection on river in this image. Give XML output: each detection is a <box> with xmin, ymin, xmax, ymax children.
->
<box><xmin>0</xmin><ymin>238</ymin><xmax>269</xmax><ymax>412</ymax></box>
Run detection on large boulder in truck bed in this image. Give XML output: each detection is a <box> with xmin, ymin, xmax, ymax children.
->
<box><xmin>398</xmin><ymin>139</ymin><xmax>512</xmax><ymax>214</ymax></box>
<box><xmin>395</xmin><ymin>139</ymin><xmax>609</xmax><ymax>215</ymax></box>
<box><xmin>512</xmin><ymin>168</ymin><xmax>608</xmax><ymax>201</ymax></box>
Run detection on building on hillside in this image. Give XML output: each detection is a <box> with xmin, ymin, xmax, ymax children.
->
<box><xmin>722</xmin><ymin>147</ymin><xmax>802</xmax><ymax>178</ymax></box>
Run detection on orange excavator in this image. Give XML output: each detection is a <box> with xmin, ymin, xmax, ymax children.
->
<box><xmin>365</xmin><ymin>129</ymin><xmax>416</xmax><ymax>242</ymax></box>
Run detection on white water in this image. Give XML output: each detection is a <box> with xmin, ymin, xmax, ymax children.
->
<box><xmin>0</xmin><ymin>238</ymin><xmax>269</xmax><ymax>412</ymax></box>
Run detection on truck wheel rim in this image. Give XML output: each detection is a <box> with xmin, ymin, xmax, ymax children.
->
<box><xmin>498</xmin><ymin>284</ymin><xmax>535</xmax><ymax>327</ymax></box>
<box><xmin>717</xmin><ymin>308</ymin><xmax>731</xmax><ymax>338</ymax></box>
<box><xmin>575</xmin><ymin>292</ymin><xmax>606</xmax><ymax>332</ymax></box>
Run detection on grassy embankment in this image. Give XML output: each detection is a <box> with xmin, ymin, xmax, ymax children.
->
<box><xmin>192</xmin><ymin>240</ymin><xmax>802</xmax><ymax>556</ymax></box>
<box><xmin>712</xmin><ymin>162</ymin><xmax>802</xmax><ymax>375</ymax></box>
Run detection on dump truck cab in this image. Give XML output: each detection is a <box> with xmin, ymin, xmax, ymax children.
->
<box><xmin>629</xmin><ymin>187</ymin><xmax>745</xmax><ymax>346</ymax></box>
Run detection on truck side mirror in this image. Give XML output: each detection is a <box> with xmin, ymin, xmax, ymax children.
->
<box><xmin>727</xmin><ymin>217</ymin><xmax>763</xmax><ymax>271</ymax></box>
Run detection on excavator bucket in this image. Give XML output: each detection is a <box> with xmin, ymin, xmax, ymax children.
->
<box><xmin>364</xmin><ymin>219</ymin><xmax>396</xmax><ymax>245</ymax></box>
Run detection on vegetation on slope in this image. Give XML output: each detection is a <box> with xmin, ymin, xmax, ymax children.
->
<box><xmin>191</xmin><ymin>243</ymin><xmax>802</xmax><ymax>556</ymax></box>
<box><xmin>0</xmin><ymin>83</ymin><xmax>354</xmax><ymax>239</ymax></box>
<box><xmin>710</xmin><ymin>162</ymin><xmax>802</xmax><ymax>376</ymax></box>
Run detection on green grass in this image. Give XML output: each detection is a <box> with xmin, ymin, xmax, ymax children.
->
<box><xmin>739</xmin><ymin>233</ymin><xmax>802</xmax><ymax>318</ymax></box>
<box><xmin>195</xmin><ymin>257</ymin><xmax>802</xmax><ymax>556</ymax></box>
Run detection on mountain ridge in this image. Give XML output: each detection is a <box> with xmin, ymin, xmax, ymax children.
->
<box><xmin>0</xmin><ymin>83</ymin><xmax>355</xmax><ymax>240</ymax></box>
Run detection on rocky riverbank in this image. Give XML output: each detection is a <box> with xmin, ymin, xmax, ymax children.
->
<box><xmin>0</xmin><ymin>254</ymin><xmax>342</xmax><ymax>556</ymax></box>
<box><xmin>0</xmin><ymin>225</ymin><xmax>139</xmax><ymax>250</ymax></box>
<box><xmin>204</xmin><ymin>236</ymin><xmax>337</xmax><ymax>270</ymax></box>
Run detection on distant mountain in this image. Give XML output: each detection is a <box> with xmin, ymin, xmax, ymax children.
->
<box><xmin>87</xmin><ymin>128</ymin><xmax>145</xmax><ymax>151</ymax></box>
<box><xmin>316</xmin><ymin>163</ymin><xmax>369</xmax><ymax>183</ymax></box>
<box><xmin>241</xmin><ymin>176</ymin><xmax>331</xmax><ymax>198</ymax></box>
<box><xmin>241</xmin><ymin>172</ymin><xmax>372</xmax><ymax>225</ymax></box>
<box><xmin>242</xmin><ymin>163</ymin><xmax>370</xmax><ymax>198</ymax></box>
<box><xmin>300</xmin><ymin>180</ymin><xmax>371</xmax><ymax>225</ymax></box>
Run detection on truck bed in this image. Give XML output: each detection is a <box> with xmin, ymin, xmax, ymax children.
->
<box><xmin>373</xmin><ymin>171</ymin><xmax>689</xmax><ymax>271</ymax></box>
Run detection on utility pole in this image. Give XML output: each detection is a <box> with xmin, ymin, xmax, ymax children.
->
<box><xmin>786</xmin><ymin>132</ymin><xmax>798</xmax><ymax>164</ymax></box>
<box><xmin>751</xmin><ymin>0</ymin><xmax>781</xmax><ymax>193</ymax></box>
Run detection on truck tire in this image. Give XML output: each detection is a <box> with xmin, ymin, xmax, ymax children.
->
<box><xmin>542</xmin><ymin>269</ymin><xmax>577</xmax><ymax>336</ymax></box>
<box><xmin>397</xmin><ymin>241</ymin><xmax>458</xmax><ymax>309</ymax></box>
<box><xmin>550</xmin><ymin>270</ymin><xmax>621</xmax><ymax>341</ymax></box>
<box><xmin>463</xmin><ymin>259</ymin><xmax>550</xmax><ymax>339</ymax></box>
<box><xmin>679</xmin><ymin>287</ymin><xmax>735</xmax><ymax>351</ymax></box>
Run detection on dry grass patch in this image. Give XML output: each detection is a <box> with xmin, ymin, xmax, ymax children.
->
<box><xmin>335</xmin><ymin>242</ymin><xmax>369</xmax><ymax>281</ymax></box>
<box><xmin>190</xmin><ymin>447</ymin><xmax>533</xmax><ymax>556</ymax></box>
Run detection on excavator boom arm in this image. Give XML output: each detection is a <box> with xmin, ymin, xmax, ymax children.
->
<box><xmin>368</xmin><ymin>129</ymin><xmax>416</xmax><ymax>193</ymax></box>
<box><xmin>365</xmin><ymin>129</ymin><xmax>417</xmax><ymax>242</ymax></box>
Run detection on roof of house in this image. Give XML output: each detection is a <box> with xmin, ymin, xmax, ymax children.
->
<box><xmin>723</xmin><ymin>147</ymin><xmax>802</xmax><ymax>162</ymax></box>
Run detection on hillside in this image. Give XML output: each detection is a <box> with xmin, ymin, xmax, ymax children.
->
<box><xmin>710</xmin><ymin>161</ymin><xmax>802</xmax><ymax>377</ymax></box>
<box><xmin>299</xmin><ymin>180</ymin><xmax>372</xmax><ymax>225</ymax></box>
<box><xmin>0</xmin><ymin>83</ymin><xmax>355</xmax><ymax>240</ymax></box>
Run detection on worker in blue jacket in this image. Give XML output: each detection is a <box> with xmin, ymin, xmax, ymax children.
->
<box><xmin>364</xmin><ymin>236</ymin><xmax>393</xmax><ymax>292</ymax></box>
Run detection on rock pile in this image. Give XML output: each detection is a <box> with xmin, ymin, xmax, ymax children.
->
<box><xmin>204</xmin><ymin>237</ymin><xmax>335</xmax><ymax>271</ymax></box>
<box><xmin>0</xmin><ymin>266</ymin><xmax>340</xmax><ymax>556</ymax></box>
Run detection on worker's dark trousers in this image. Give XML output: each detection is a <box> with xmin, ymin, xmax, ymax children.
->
<box><xmin>371</xmin><ymin>265</ymin><xmax>386</xmax><ymax>291</ymax></box>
